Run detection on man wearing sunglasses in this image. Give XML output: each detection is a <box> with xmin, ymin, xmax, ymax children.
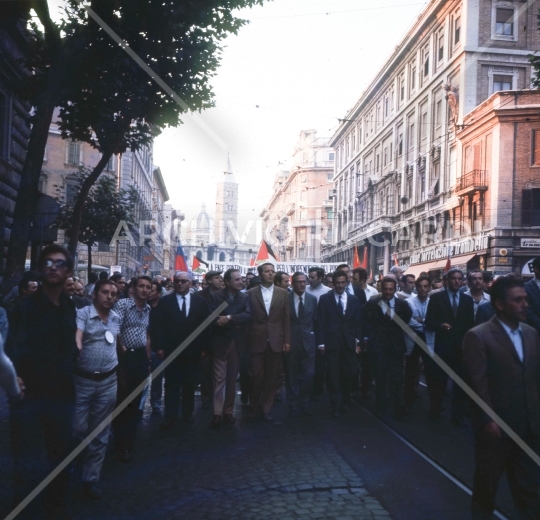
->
<box><xmin>8</xmin><ymin>244</ymin><xmax>78</xmax><ymax>519</ymax></box>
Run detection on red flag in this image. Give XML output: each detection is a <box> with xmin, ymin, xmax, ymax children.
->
<box><xmin>353</xmin><ymin>246</ymin><xmax>360</xmax><ymax>269</ymax></box>
<box><xmin>369</xmin><ymin>268</ymin><xmax>373</xmax><ymax>280</ymax></box>
<box><xmin>192</xmin><ymin>256</ymin><xmax>208</xmax><ymax>274</ymax></box>
<box><xmin>393</xmin><ymin>253</ymin><xmax>399</xmax><ymax>266</ymax></box>
<box><xmin>255</xmin><ymin>240</ymin><xmax>279</xmax><ymax>264</ymax></box>
<box><xmin>249</xmin><ymin>257</ymin><xmax>255</xmax><ymax>266</ymax></box>
<box><xmin>444</xmin><ymin>256</ymin><xmax>452</xmax><ymax>273</ymax></box>
<box><xmin>174</xmin><ymin>243</ymin><xmax>188</xmax><ymax>272</ymax></box>
<box><xmin>362</xmin><ymin>247</ymin><xmax>368</xmax><ymax>269</ymax></box>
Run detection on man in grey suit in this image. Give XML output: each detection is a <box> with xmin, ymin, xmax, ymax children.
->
<box><xmin>284</xmin><ymin>272</ymin><xmax>317</xmax><ymax>417</ymax></box>
<box><xmin>463</xmin><ymin>277</ymin><xmax>540</xmax><ymax>519</ymax></box>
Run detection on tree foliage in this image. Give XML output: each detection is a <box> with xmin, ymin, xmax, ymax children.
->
<box><xmin>55</xmin><ymin>168</ymin><xmax>140</xmax><ymax>273</ymax></box>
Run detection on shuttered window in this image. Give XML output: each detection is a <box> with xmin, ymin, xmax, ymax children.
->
<box><xmin>532</xmin><ymin>131</ymin><xmax>540</xmax><ymax>166</ymax></box>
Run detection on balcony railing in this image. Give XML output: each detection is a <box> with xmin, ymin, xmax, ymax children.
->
<box><xmin>456</xmin><ymin>170</ymin><xmax>488</xmax><ymax>195</ymax></box>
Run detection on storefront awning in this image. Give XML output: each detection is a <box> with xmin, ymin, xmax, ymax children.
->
<box><xmin>431</xmin><ymin>253</ymin><xmax>477</xmax><ymax>271</ymax></box>
<box><xmin>404</xmin><ymin>261</ymin><xmax>440</xmax><ymax>278</ymax></box>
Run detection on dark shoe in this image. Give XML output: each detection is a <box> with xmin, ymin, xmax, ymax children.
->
<box><xmin>332</xmin><ymin>410</ymin><xmax>340</xmax><ymax>418</ymax></box>
<box><xmin>240</xmin><ymin>392</ymin><xmax>249</xmax><ymax>405</ymax></box>
<box><xmin>160</xmin><ymin>419</ymin><xmax>176</xmax><ymax>430</ymax></box>
<box><xmin>210</xmin><ymin>415</ymin><xmax>222</xmax><ymax>430</ymax></box>
<box><xmin>119</xmin><ymin>449</ymin><xmax>131</xmax><ymax>463</ymax></box>
<box><xmin>201</xmin><ymin>399</ymin><xmax>210</xmax><ymax>410</ymax></box>
<box><xmin>182</xmin><ymin>414</ymin><xmax>195</xmax><ymax>423</ymax></box>
<box><xmin>262</xmin><ymin>413</ymin><xmax>273</xmax><ymax>422</ymax></box>
<box><xmin>83</xmin><ymin>481</ymin><xmax>102</xmax><ymax>500</ymax></box>
<box><xmin>223</xmin><ymin>414</ymin><xmax>236</xmax><ymax>424</ymax></box>
<box><xmin>151</xmin><ymin>407</ymin><xmax>161</xmax><ymax>414</ymax></box>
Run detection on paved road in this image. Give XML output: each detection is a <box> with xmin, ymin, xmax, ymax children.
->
<box><xmin>0</xmin><ymin>382</ymin><xmax>518</xmax><ymax>519</ymax></box>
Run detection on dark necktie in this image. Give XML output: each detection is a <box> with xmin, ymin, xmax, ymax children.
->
<box><xmin>337</xmin><ymin>294</ymin><xmax>344</xmax><ymax>315</ymax></box>
<box><xmin>181</xmin><ymin>296</ymin><xmax>187</xmax><ymax>318</ymax></box>
<box><xmin>298</xmin><ymin>296</ymin><xmax>305</xmax><ymax>319</ymax></box>
<box><xmin>386</xmin><ymin>302</ymin><xmax>392</xmax><ymax>318</ymax></box>
<box><xmin>452</xmin><ymin>293</ymin><xmax>458</xmax><ymax>317</ymax></box>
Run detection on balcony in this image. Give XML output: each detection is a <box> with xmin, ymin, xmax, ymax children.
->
<box><xmin>456</xmin><ymin>170</ymin><xmax>488</xmax><ymax>196</ymax></box>
<box><xmin>287</xmin><ymin>203</ymin><xmax>295</xmax><ymax>216</ymax></box>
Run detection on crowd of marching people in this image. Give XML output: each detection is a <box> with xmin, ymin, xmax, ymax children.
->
<box><xmin>1</xmin><ymin>243</ymin><xmax>540</xmax><ymax>519</ymax></box>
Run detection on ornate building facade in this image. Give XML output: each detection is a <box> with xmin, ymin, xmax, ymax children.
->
<box><xmin>322</xmin><ymin>0</ymin><xmax>540</xmax><ymax>278</ymax></box>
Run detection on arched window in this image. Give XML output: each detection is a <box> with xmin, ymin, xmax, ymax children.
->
<box><xmin>196</xmin><ymin>250</ymin><xmax>202</xmax><ymax>259</ymax></box>
<box><xmin>219</xmin><ymin>251</ymin><xmax>226</xmax><ymax>261</ymax></box>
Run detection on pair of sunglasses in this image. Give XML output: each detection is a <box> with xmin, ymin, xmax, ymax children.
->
<box><xmin>43</xmin><ymin>259</ymin><xmax>69</xmax><ymax>269</ymax></box>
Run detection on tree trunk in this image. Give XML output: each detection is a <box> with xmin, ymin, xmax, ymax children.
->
<box><xmin>87</xmin><ymin>242</ymin><xmax>92</xmax><ymax>275</ymax></box>
<box><xmin>67</xmin><ymin>151</ymin><xmax>112</xmax><ymax>256</ymax></box>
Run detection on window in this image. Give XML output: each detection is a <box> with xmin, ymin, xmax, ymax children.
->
<box><xmin>522</xmin><ymin>189</ymin><xmax>540</xmax><ymax>226</ymax></box>
<box><xmin>66</xmin><ymin>182</ymin><xmax>78</xmax><ymax>205</ymax></box>
<box><xmin>410</xmin><ymin>66</ymin><xmax>416</xmax><ymax>92</ymax></box>
<box><xmin>532</xmin><ymin>130</ymin><xmax>540</xmax><ymax>166</ymax></box>
<box><xmin>398</xmin><ymin>134</ymin><xmax>403</xmax><ymax>156</ymax></box>
<box><xmin>399</xmin><ymin>74</ymin><xmax>405</xmax><ymax>102</ymax></box>
<box><xmin>496</xmin><ymin>8</ymin><xmax>514</xmax><ymax>36</ymax></box>
<box><xmin>437</xmin><ymin>33</ymin><xmax>444</xmax><ymax>63</ymax></box>
<box><xmin>328</xmin><ymin>152</ymin><xmax>335</xmax><ymax>161</ymax></box>
<box><xmin>106</xmin><ymin>155</ymin><xmax>115</xmax><ymax>171</ymax></box>
<box><xmin>376</xmin><ymin>154</ymin><xmax>380</xmax><ymax>172</ymax></box>
<box><xmin>352</xmin><ymin>130</ymin><xmax>356</xmax><ymax>152</ymax></box>
<box><xmin>422</xmin><ymin>45</ymin><xmax>430</xmax><ymax>78</ymax></box>
<box><xmin>327</xmin><ymin>173</ymin><xmax>334</xmax><ymax>181</ymax></box>
<box><xmin>408</xmin><ymin>123</ymin><xmax>415</xmax><ymax>153</ymax></box>
<box><xmin>0</xmin><ymin>91</ymin><xmax>7</xmax><ymax>159</ymax></box>
<box><xmin>493</xmin><ymin>74</ymin><xmax>512</xmax><ymax>92</ymax></box>
<box><xmin>67</xmin><ymin>141</ymin><xmax>81</xmax><ymax>166</ymax></box>
<box><xmin>454</xmin><ymin>16</ymin><xmax>461</xmax><ymax>45</ymax></box>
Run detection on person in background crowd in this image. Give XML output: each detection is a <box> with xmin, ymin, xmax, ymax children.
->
<box><xmin>63</xmin><ymin>276</ymin><xmax>76</xmax><ymax>297</ymax></box>
<box><xmin>241</xmin><ymin>275</ymin><xmax>247</xmax><ymax>290</ymax></box>
<box><xmin>404</xmin><ymin>276</ymin><xmax>436</xmax><ymax>413</ymax></box>
<box><xmin>98</xmin><ymin>271</ymin><xmax>109</xmax><ymax>282</ymax></box>
<box><xmin>74</xmin><ymin>281</ymin><xmax>84</xmax><ymax>297</ymax></box>
<box><xmin>112</xmin><ymin>275</ymin><xmax>152</xmax><ymax>463</ymax></box>
<box><xmin>139</xmin><ymin>280</ymin><xmax>164</xmax><ymax>415</ymax></box>
<box><xmin>249</xmin><ymin>276</ymin><xmax>262</xmax><ymax>288</ymax></box>
<box><xmin>110</xmin><ymin>273</ymin><xmax>127</xmax><ymax>300</ymax></box>
<box><xmin>0</xmin><ymin>332</ymin><xmax>23</xmax><ymax>402</ymax></box>
<box><xmin>306</xmin><ymin>267</ymin><xmax>331</xmax><ymax>302</ymax></box>
<box><xmin>209</xmin><ymin>269</ymin><xmax>251</xmax><ymax>429</ymax></box>
<box><xmin>335</xmin><ymin>264</ymin><xmax>367</xmax><ymax>305</ymax></box>
<box><xmin>74</xmin><ymin>279</ymin><xmax>120</xmax><ymax>500</ymax></box>
<box><xmin>525</xmin><ymin>257</ymin><xmax>540</xmax><ymax>336</ymax></box>
<box><xmin>2</xmin><ymin>278</ymin><xmax>39</xmax><ymax>316</ymax></box>
<box><xmin>465</xmin><ymin>270</ymin><xmax>491</xmax><ymax>319</ymax></box>
<box><xmin>285</xmin><ymin>272</ymin><xmax>317</xmax><ymax>417</ymax></box>
<box><xmin>316</xmin><ymin>270</ymin><xmax>362</xmax><ymax>418</ymax></box>
<box><xmin>151</xmin><ymin>271</ymin><xmax>210</xmax><ymax>429</ymax></box>
<box><xmin>2</xmin><ymin>271</ymin><xmax>39</xmax><ymax>305</ymax></box>
<box><xmin>195</xmin><ymin>271</ymin><xmax>223</xmax><ymax>410</ymax></box>
<box><xmin>324</xmin><ymin>272</ymin><xmax>334</xmax><ymax>289</ymax></box>
<box><xmin>396</xmin><ymin>274</ymin><xmax>416</xmax><ymax>300</ymax></box>
<box><xmin>192</xmin><ymin>280</ymin><xmax>201</xmax><ymax>292</ymax></box>
<box><xmin>8</xmin><ymin>244</ymin><xmax>78</xmax><ymax>519</ymax></box>
<box><xmin>482</xmin><ymin>272</ymin><xmax>493</xmax><ymax>293</ymax></box>
<box><xmin>245</xmin><ymin>271</ymin><xmax>256</xmax><ymax>291</ymax></box>
<box><xmin>431</xmin><ymin>278</ymin><xmax>443</xmax><ymax>292</ymax></box>
<box><xmin>247</xmin><ymin>263</ymin><xmax>290</xmax><ymax>422</ymax></box>
<box><xmin>363</xmin><ymin>276</ymin><xmax>412</xmax><ymax>420</ymax></box>
<box><xmin>83</xmin><ymin>272</ymin><xmax>97</xmax><ymax>298</ymax></box>
<box><xmin>352</xmin><ymin>267</ymin><xmax>378</xmax><ymax>300</ymax></box>
<box><xmin>425</xmin><ymin>268</ymin><xmax>475</xmax><ymax>426</ymax></box>
<box><xmin>389</xmin><ymin>265</ymin><xmax>404</xmax><ymax>290</ymax></box>
<box><xmin>274</xmin><ymin>271</ymin><xmax>291</xmax><ymax>291</ymax></box>
<box><xmin>375</xmin><ymin>278</ymin><xmax>382</xmax><ymax>293</ymax></box>
<box><xmin>463</xmin><ymin>277</ymin><xmax>540</xmax><ymax>519</ymax></box>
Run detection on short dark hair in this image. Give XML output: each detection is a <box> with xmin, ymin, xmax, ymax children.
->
<box><xmin>110</xmin><ymin>273</ymin><xmax>125</xmax><ymax>283</ymax></box>
<box><xmin>483</xmin><ymin>272</ymin><xmax>493</xmax><ymax>283</ymax></box>
<box><xmin>332</xmin><ymin>270</ymin><xmax>348</xmax><ymax>282</ymax></box>
<box><xmin>98</xmin><ymin>271</ymin><xmax>109</xmax><ymax>281</ymax></box>
<box><xmin>446</xmin><ymin>268</ymin><xmax>463</xmax><ymax>279</ymax></box>
<box><xmin>18</xmin><ymin>278</ymin><xmax>38</xmax><ymax>292</ymax></box>
<box><xmin>415</xmin><ymin>275</ymin><xmax>430</xmax><ymax>287</ymax></box>
<box><xmin>135</xmin><ymin>275</ymin><xmax>152</xmax><ymax>286</ymax></box>
<box><xmin>151</xmin><ymin>280</ymin><xmax>161</xmax><ymax>292</ymax></box>
<box><xmin>274</xmin><ymin>271</ymin><xmax>289</xmax><ymax>285</ymax></box>
<box><xmin>37</xmin><ymin>244</ymin><xmax>73</xmax><ymax>272</ymax></box>
<box><xmin>381</xmin><ymin>276</ymin><xmax>397</xmax><ymax>288</ymax></box>
<box><xmin>431</xmin><ymin>278</ymin><xmax>443</xmax><ymax>286</ymax></box>
<box><xmin>467</xmin><ymin>270</ymin><xmax>483</xmax><ymax>283</ymax></box>
<box><xmin>88</xmin><ymin>272</ymin><xmax>98</xmax><ymax>283</ymax></box>
<box><xmin>308</xmin><ymin>267</ymin><xmax>325</xmax><ymax>279</ymax></box>
<box><xmin>401</xmin><ymin>274</ymin><xmax>415</xmax><ymax>284</ymax></box>
<box><xmin>224</xmin><ymin>268</ymin><xmax>239</xmax><ymax>284</ymax></box>
<box><xmin>532</xmin><ymin>257</ymin><xmax>540</xmax><ymax>270</ymax></box>
<box><xmin>246</xmin><ymin>271</ymin><xmax>256</xmax><ymax>278</ymax></box>
<box><xmin>352</xmin><ymin>267</ymin><xmax>368</xmax><ymax>281</ymax></box>
<box><xmin>490</xmin><ymin>277</ymin><xmax>525</xmax><ymax>305</ymax></box>
<box><xmin>257</xmin><ymin>262</ymin><xmax>274</xmax><ymax>276</ymax></box>
<box><xmin>326</xmin><ymin>272</ymin><xmax>334</xmax><ymax>279</ymax></box>
<box><xmin>94</xmin><ymin>279</ymin><xmax>117</xmax><ymax>295</ymax></box>
<box><xmin>336</xmin><ymin>263</ymin><xmax>349</xmax><ymax>271</ymax></box>
<box><xmin>291</xmin><ymin>271</ymin><xmax>307</xmax><ymax>283</ymax></box>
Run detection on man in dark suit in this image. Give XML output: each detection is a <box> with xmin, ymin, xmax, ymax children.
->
<box><xmin>425</xmin><ymin>268</ymin><xmax>475</xmax><ymax>424</ymax></box>
<box><xmin>463</xmin><ymin>277</ymin><xmax>540</xmax><ymax>519</ymax></box>
<box><xmin>316</xmin><ymin>270</ymin><xmax>362</xmax><ymax>417</ymax></box>
<box><xmin>150</xmin><ymin>271</ymin><xmax>210</xmax><ymax>428</ymax></box>
<box><xmin>525</xmin><ymin>257</ymin><xmax>540</xmax><ymax>336</ymax></box>
<box><xmin>209</xmin><ymin>269</ymin><xmax>251</xmax><ymax>429</ymax></box>
<box><xmin>247</xmin><ymin>262</ymin><xmax>291</xmax><ymax>421</ymax></box>
<box><xmin>363</xmin><ymin>276</ymin><xmax>412</xmax><ymax>419</ymax></box>
<box><xmin>336</xmin><ymin>263</ymin><xmax>367</xmax><ymax>305</ymax></box>
<box><xmin>285</xmin><ymin>272</ymin><xmax>317</xmax><ymax>417</ymax></box>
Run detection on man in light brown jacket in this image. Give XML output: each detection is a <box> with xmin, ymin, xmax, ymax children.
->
<box><xmin>247</xmin><ymin>262</ymin><xmax>290</xmax><ymax>421</ymax></box>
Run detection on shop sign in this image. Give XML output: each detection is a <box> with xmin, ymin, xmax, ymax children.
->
<box><xmin>522</xmin><ymin>259</ymin><xmax>536</xmax><ymax>276</ymax></box>
<box><xmin>109</xmin><ymin>265</ymin><xmax>121</xmax><ymax>275</ymax></box>
<box><xmin>521</xmin><ymin>238</ymin><xmax>540</xmax><ymax>248</ymax></box>
<box><xmin>409</xmin><ymin>233</ymin><xmax>489</xmax><ymax>265</ymax></box>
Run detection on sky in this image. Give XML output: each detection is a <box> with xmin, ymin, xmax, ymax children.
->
<box><xmin>47</xmin><ymin>0</ymin><xmax>430</xmax><ymax>243</ymax></box>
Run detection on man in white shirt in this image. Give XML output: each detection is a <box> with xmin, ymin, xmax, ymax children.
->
<box><xmin>465</xmin><ymin>270</ymin><xmax>491</xmax><ymax>319</ymax></box>
<box><xmin>306</xmin><ymin>267</ymin><xmax>331</xmax><ymax>302</ymax></box>
<box><xmin>396</xmin><ymin>274</ymin><xmax>416</xmax><ymax>300</ymax></box>
<box><xmin>352</xmin><ymin>267</ymin><xmax>378</xmax><ymax>300</ymax></box>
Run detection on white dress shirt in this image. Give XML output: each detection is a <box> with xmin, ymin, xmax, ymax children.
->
<box><xmin>334</xmin><ymin>290</ymin><xmax>348</xmax><ymax>314</ymax></box>
<box><xmin>465</xmin><ymin>290</ymin><xmax>491</xmax><ymax>318</ymax></box>
<box><xmin>261</xmin><ymin>284</ymin><xmax>274</xmax><ymax>314</ymax></box>
<box><xmin>497</xmin><ymin>318</ymin><xmax>524</xmax><ymax>363</ymax></box>
<box><xmin>364</xmin><ymin>284</ymin><xmax>379</xmax><ymax>300</ymax></box>
<box><xmin>379</xmin><ymin>296</ymin><xmax>396</xmax><ymax>319</ymax></box>
<box><xmin>405</xmin><ymin>295</ymin><xmax>434</xmax><ymax>354</ymax></box>
<box><xmin>176</xmin><ymin>292</ymin><xmax>191</xmax><ymax>316</ymax></box>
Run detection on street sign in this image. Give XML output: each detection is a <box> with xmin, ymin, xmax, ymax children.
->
<box><xmin>110</xmin><ymin>265</ymin><xmax>122</xmax><ymax>275</ymax></box>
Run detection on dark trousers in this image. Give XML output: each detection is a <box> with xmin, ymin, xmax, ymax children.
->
<box><xmin>283</xmin><ymin>345</ymin><xmax>315</xmax><ymax>411</ymax></box>
<box><xmin>150</xmin><ymin>352</ymin><xmax>164</xmax><ymax>408</ymax></box>
<box><xmin>113</xmin><ymin>348</ymin><xmax>148</xmax><ymax>451</ymax></box>
<box><xmin>200</xmin><ymin>350</ymin><xmax>213</xmax><ymax>403</ymax></box>
<box><xmin>163</xmin><ymin>357</ymin><xmax>199</xmax><ymax>421</ymax></box>
<box><xmin>326</xmin><ymin>346</ymin><xmax>356</xmax><ymax>412</ymax></box>
<box><xmin>238</xmin><ymin>342</ymin><xmax>251</xmax><ymax>402</ymax></box>
<box><xmin>9</xmin><ymin>397</ymin><xmax>74</xmax><ymax>520</ymax></box>
<box><xmin>369</xmin><ymin>346</ymin><xmax>405</xmax><ymax>416</ymax></box>
<box><xmin>249</xmin><ymin>345</ymin><xmax>282</xmax><ymax>415</ymax></box>
<box><xmin>313</xmin><ymin>347</ymin><xmax>328</xmax><ymax>396</ymax></box>
<box><xmin>360</xmin><ymin>350</ymin><xmax>373</xmax><ymax>395</ymax></box>
<box><xmin>472</xmin><ymin>428</ymin><xmax>540</xmax><ymax>519</ymax></box>
<box><xmin>404</xmin><ymin>343</ymin><xmax>436</xmax><ymax>409</ymax></box>
<box><xmin>431</xmin><ymin>347</ymin><xmax>466</xmax><ymax>420</ymax></box>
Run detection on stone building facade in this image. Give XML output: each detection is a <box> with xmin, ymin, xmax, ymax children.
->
<box><xmin>322</xmin><ymin>0</ymin><xmax>540</xmax><ymax>278</ymax></box>
<box><xmin>260</xmin><ymin>130</ymin><xmax>335</xmax><ymax>262</ymax></box>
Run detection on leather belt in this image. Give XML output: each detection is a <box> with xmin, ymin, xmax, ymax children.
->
<box><xmin>74</xmin><ymin>366</ymin><xmax>117</xmax><ymax>381</ymax></box>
